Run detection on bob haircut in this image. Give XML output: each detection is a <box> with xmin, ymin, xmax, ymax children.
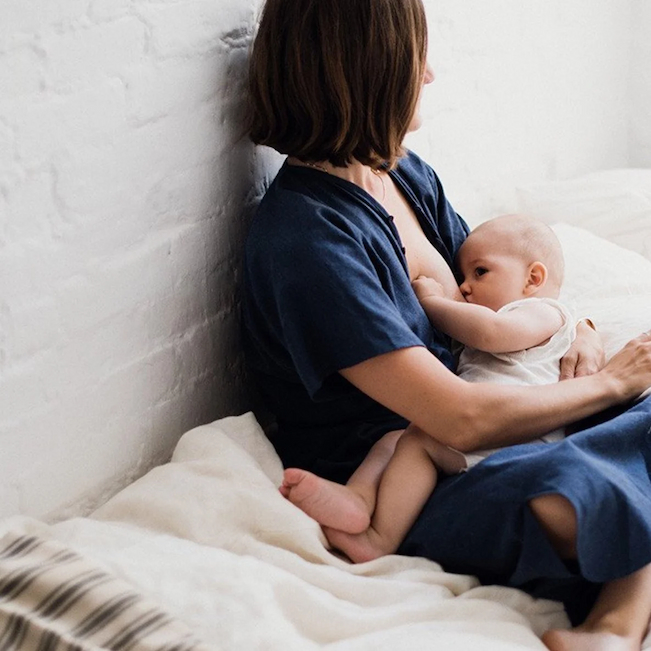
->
<box><xmin>247</xmin><ymin>0</ymin><xmax>428</xmax><ymax>170</ymax></box>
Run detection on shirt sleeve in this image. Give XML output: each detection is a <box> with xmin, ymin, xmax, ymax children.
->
<box><xmin>263</xmin><ymin>212</ymin><xmax>425</xmax><ymax>399</ymax></box>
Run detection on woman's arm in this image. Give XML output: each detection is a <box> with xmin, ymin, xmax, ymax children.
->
<box><xmin>339</xmin><ymin>334</ymin><xmax>651</xmax><ymax>453</ymax></box>
<box><xmin>418</xmin><ymin>296</ymin><xmax>563</xmax><ymax>353</ymax></box>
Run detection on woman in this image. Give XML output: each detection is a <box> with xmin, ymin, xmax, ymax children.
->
<box><xmin>242</xmin><ymin>1</ymin><xmax>651</xmax><ymax>649</ymax></box>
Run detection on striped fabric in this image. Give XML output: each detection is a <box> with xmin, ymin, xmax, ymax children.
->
<box><xmin>0</xmin><ymin>532</ymin><xmax>210</xmax><ymax>651</ymax></box>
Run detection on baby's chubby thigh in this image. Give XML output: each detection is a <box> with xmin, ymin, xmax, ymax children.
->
<box><xmin>399</xmin><ymin>424</ymin><xmax>468</xmax><ymax>475</ymax></box>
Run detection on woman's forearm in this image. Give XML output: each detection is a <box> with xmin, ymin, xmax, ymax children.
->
<box><xmin>340</xmin><ymin>339</ymin><xmax>651</xmax><ymax>453</ymax></box>
<box><xmin>451</xmin><ymin>372</ymin><xmax>621</xmax><ymax>452</ymax></box>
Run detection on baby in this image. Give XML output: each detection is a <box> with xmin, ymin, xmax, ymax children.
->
<box><xmin>416</xmin><ymin>213</ymin><xmax>574</xmax><ymax>466</ymax></box>
<box><xmin>281</xmin><ymin>214</ymin><xmax>575</xmax><ymax>563</ymax></box>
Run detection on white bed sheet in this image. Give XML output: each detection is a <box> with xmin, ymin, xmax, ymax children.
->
<box><xmin>3</xmin><ymin>412</ymin><xmax>568</xmax><ymax>651</ymax></box>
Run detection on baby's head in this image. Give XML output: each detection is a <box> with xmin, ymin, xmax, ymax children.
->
<box><xmin>456</xmin><ymin>214</ymin><xmax>564</xmax><ymax>311</ymax></box>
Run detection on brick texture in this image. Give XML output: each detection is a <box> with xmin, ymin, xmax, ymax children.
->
<box><xmin>0</xmin><ymin>0</ymin><xmax>280</xmax><ymax>520</ymax></box>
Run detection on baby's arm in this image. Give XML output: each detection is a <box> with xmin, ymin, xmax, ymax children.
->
<box><xmin>412</xmin><ymin>277</ymin><xmax>563</xmax><ymax>353</ymax></box>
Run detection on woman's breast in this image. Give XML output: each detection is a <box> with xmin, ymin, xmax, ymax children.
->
<box><xmin>383</xmin><ymin>178</ymin><xmax>463</xmax><ymax>301</ymax></box>
<box><xmin>398</xmin><ymin>219</ymin><xmax>463</xmax><ymax>300</ymax></box>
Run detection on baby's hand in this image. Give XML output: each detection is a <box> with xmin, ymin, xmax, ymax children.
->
<box><xmin>412</xmin><ymin>275</ymin><xmax>446</xmax><ymax>302</ymax></box>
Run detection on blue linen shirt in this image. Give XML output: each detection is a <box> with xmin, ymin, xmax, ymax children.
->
<box><xmin>242</xmin><ymin>150</ymin><xmax>469</xmax><ymax>481</ymax></box>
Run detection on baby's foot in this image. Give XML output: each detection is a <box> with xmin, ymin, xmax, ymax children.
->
<box><xmin>324</xmin><ymin>527</ymin><xmax>391</xmax><ymax>564</ymax></box>
<box><xmin>280</xmin><ymin>468</ymin><xmax>370</xmax><ymax>533</ymax></box>
<box><xmin>542</xmin><ymin>628</ymin><xmax>639</xmax><ymax>651</ymax></box>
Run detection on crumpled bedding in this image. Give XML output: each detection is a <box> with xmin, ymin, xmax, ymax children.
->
<box><xmin>2</xmin><ymin>210</ymin><xmax>651</xmax><ymax>650</ymax></box>
<box><xmin>1</xmin><ymin>412</ymin><xmax>570</xmax><ymax>651</ymax></box>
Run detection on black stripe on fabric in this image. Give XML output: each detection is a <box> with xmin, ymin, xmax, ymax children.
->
<box><xmin>35</xmin><ymin>628</ymin><xmax>61</xmax><ymax>651</ymax></box>
<box><xmin>71</xmin><ymin>592</ymin><xmax>140</xmax><ymax>638</ymax></box>
<box><xmin>0</xmin><ymin>549</ymin><xmax>79</xmax><ymax>602</ymax></box>
<box><xmin>160</xmin><ymin>642</ymin><xmax>191</xmax><ymax>651</ymax></box>
<box><xmin>37</xmin><ymin>570</ymin><xmax>112</xmax><ymax>619</ymax></box>
<box><xmin>0</xmin><ymin>535</ymin><xmax>75</xmax><ymax>568</ymax></box>
<box><xmin>160</xmin><ymin>639</ymin><xmax>203</xmax><ymax>651</ymax></box>
<box><xmin>159</xmin><ymin>643</ymin><xmax>185</xmax><ymax>651</ymax></box>
<box><xmin>0</xmin><ymin>611</ymin><xmax>29</xmax><ymax>651</ymax></box>
<box><xmin>67</xmin><ymin>641</ymin><xmax>86</xmax><ymax>651</ymax></box>
<box><xmin>107</xmin><ymin>610</ymin><xmax>169</xmax><ymax>650</ymax></box>
<box><xmin>0</xmin><ymin>534</ymin><xmax>207</xmax><ymax>651</ymax></box>
<box><xmin>0</xmin><ymin>536</ymin><xmax>42</xmax><ymax>560</ymax></box>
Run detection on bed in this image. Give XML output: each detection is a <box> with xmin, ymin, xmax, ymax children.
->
<box><xmin>2</xmin><ymin>168</ymin><xmax>651</xmax><ymax>651</ymax></box>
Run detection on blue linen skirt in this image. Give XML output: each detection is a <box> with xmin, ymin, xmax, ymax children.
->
<box><xmin>399</xmin><ymin>396</ymin><xmax>651</xmax><ymax>624</ymax></box>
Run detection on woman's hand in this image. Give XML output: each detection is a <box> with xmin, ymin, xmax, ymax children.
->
<box><xmin>560</xmin><ymin>320</ymin><xmax>605</xmax><ymax>380</ymax></box>
<box><xmin>599</xmin><ymin>331</ymin><xmax>651</xmax><ymax>400</ymax></box>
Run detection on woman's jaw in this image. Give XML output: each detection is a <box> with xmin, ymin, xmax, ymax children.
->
<box><xmin>407</xmin><ymin>62</ymin><xmax>435</xmax><ymax>133</ymax></box>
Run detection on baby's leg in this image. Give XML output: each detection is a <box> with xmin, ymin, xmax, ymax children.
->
<box><xmin>281</xmin><ymin>429</ymin><xmax>403</xmax><ymax>534</ymax></box>
<box><xmin>402</xmin><ymin>423</ymin><xmax>468</xmax><ymax>474</ymax></box>
<box><xmin>326</xmin><ymin>426</ymin><xmax>461</xmax><ymax>562</ymax></box>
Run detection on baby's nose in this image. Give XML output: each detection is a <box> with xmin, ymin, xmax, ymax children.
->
<box><xmin>459</xmin><ymin>280</ymin><xmax>470</xmax><ymax>296</ymax></box>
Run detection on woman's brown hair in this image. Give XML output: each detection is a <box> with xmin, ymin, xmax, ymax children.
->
<box><xmin>247</xmin><ymin>0</ymin><xmax>428</xmax><ymax>169</ymax></box>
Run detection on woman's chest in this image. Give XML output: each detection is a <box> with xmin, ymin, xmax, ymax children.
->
<box><xmin>383</xmin><ymin>188</ymin><xmax>462</xmax><ymax>300</ymax></box>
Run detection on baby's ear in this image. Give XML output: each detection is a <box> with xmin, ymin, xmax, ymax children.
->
<box><xmin>524</xmin><ymin>261</ymin><xmax>548</xmax><ymax>295</ymax></box>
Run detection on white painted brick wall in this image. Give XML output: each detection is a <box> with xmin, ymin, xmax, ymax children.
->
<box><xmin>0</xmin><ymin>0</ymin><xmax>281</xmax><ymax>520</ymax></box>
<box><xmin>631</xmin><ymin>0</ymin><xmax>651</xmax><ymax>166</ymax></box>
<box><xmin>0</xmin><ymin>0</ymin><xmax>646</xmax><ymax>520</ymax></box>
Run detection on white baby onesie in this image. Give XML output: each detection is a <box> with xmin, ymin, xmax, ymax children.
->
<box><xmin>457</xmin><ymin>297</ymin><xmax>576</xmax><ymax>468</ymax></box>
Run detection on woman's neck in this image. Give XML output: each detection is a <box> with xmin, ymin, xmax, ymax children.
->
<box><xmin>287</xmin><ymin>157</ymin><xmax>385</xmax><ymax>201</ymax></box>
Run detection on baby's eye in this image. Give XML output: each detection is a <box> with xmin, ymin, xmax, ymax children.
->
<box><xmin>474</xmin><ymin>267</ymin><xmax>488</xmax><ymax>277</ymax></box>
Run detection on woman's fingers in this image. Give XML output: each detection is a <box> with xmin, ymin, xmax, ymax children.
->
<box><xmin>560</xmin><ymin>322</ymin><xmax>605</xmax><ymax>380</ymax></box>
<box><xmin>573</xmin><ymin>355</ymin><xmax>601</xmax><ymax>379</ymax></box>
<box><xmin>605</xmin><ymin>331</ymin><xmax>651</xmax><ymax>399</ymax></box>
<box><xmin>559</xmin><ymin>350</ymin><xmax>579</xmax><ymax>381</ymax></box>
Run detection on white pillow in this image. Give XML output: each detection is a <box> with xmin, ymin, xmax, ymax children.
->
<box><xmin>553</xmin><ymin>222</ymin><xmax>651</xmax><ymax>360</ymax></box>
<box><xmin>517</xmin><ymin>169</ymin><xmax>651</xmax><ymax>262</ymax></box>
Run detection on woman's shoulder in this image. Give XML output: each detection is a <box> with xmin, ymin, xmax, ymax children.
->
<box><xmin>258</xmin><ymin>164</ymin><xmax>327</xmax><ymax>213</ymax></box>
<box><xmin>246</xmin><ymin>168</ymin><xmax>377</xmax><ymax>264</ymax></box>
<box><xmin>394</xmin><ymin>150</ymin><xmax>438</xmax><ymax>184</ymax></box>
<box><xmin>252</xmin><ymin>164</ymin><xmax>386</xmax><ymax>239</ymax></box>
<box><xmin>397</xmin><ymin>149</ymin><xmax>434</xmax><ymax>174</ymax></box>
<box><xmin>391</xmin><ymin>150</ymin><xmax>446</xmax><ymax>210</ymax></box>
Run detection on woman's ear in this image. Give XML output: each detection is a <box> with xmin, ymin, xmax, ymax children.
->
<box><xmin>524</xmin><ymin>261</ymin><xmax>548</xmax><ymax>296</ymax></box>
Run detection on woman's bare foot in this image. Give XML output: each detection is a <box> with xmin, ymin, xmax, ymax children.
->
<box><xmin>280</xmin><ymin>468</ymin><xmax>371</xmax><ymax>533</ymax></box>
<box><xmin>323</xmin><ymin>526</ymin><xmax>389</xmax><ymax>564</ymax></box>
<box><xmin>542</xmin><ymin>628</ymin><xmax>640</xmax><ymax>651</ymax></box>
